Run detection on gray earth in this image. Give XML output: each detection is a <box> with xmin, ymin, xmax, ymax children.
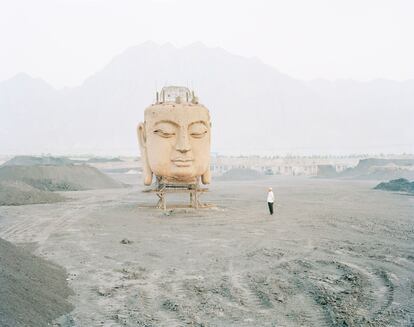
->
<box><xmin>0</xmin><ymin>237</ymin><xmax>73</xmax><ymax>327</ymax></box>
<box><xmin>0</xmin><ymin>181</ymin><xmax>64</xmax><ymax>206</ymax></box>
<box><xmin>0</xmin><ymin>164</ymin><xmax>124</xmax><ymax>191</ymax></box>
<box><xmin>0</xmin><ymin>175</ymin><xmax>413</xmax><ymax>326</ymax></box>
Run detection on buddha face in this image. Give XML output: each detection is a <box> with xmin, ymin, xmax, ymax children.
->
<box><xmin>138</xmin><ymin>103</ymin><xmax>211</xmax><ymax>185</ymax></box>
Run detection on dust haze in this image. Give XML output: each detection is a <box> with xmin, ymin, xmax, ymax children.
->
<box><xmin>0</xmin><ymin>1</ymin><xmax>413</xmax><ymax>327</ymax></box>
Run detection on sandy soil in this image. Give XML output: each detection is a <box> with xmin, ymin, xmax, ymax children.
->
<box><xmin>0</xmin><ymin>176</ymin><xmax>413</xmax><ymax>326</ymax></box>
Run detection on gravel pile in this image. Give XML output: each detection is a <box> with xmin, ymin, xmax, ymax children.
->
<box><xmin>218</xmin><ymin>168</ymin><xmax>264</xmax><ymax>181</ymax></box>
<box><xmin>0</xmin><ymin>164</ymin><xmax>123</xmax><ymax>206</ymax></box>
<box><xmin>0</xmin><ymin>238</ymin><xmax>73</xmax><ymax>327</ymax></box>
<box><xmin>374</xmin><ymin>178</ymin><xmax>414</xmax><ymax>193</ymax></box>
<box><xmin>0</xmin><ymin>181</ymin><xmax>64</xmax><ymax>206</ymax></box>
<box><xmin>0</xmin><ymin>164</ymin><xmax>123</xmax><ymax>192</ymax></box>
<box><xmin>1</xmin><ymin>155</ymin><xmax>74</xmax><ymax>167</ymax></box>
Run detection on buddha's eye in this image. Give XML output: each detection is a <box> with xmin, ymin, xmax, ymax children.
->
<box><xmin>189</xmin><ymin>123</ymin><xmax>208</xmax><ymax>139</ymax></box>
<box><xmin>190</xmin><ymin>131</ymin><xmax>207</xmax><ymax>139</ymax></box>
<box><xmin>153</xmin><ymin>129</ymin><xmax>175</xmax><ymax>138</ymax></box>
<box><xmin>153</xmin><ymin>122</ymin><xmax>177</xmax><ymax>138</ymax></box>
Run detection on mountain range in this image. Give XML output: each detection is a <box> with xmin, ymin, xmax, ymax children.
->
<box><xmin>1</xmin><ymin>42</ymin><xmax>413</xmax><ymax>155</ymax></box>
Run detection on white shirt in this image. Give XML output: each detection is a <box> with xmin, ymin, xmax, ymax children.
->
<box><xmin>267</xmin><ymin>191</ymin><xmax>274</xmax><ymax>203</ymax></box>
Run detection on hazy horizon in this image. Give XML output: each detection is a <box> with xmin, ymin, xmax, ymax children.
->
<box><xmin>1</xmin><ymin>42</ymin><xmax>413</xmax><ymax>156</ymax></box>
<box><xmin>1</xmin><ymin>0</ymin><xmax>414</xmax><ymax>88</ymax></box>
<box><xmin>1</xmin><ymin>1</ymin><xmax>413</xmax><ymax>156</ymax></box>
<box><xmin>3</xmin><ymin>41</ymin><xmax>414</xmax><ymax>90</ymax></box>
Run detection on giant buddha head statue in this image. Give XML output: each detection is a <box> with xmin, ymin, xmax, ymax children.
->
<box><xmin>137</xmin><ymin>86</ymin><xmax>211</xmax><ymax>185</ymax></box>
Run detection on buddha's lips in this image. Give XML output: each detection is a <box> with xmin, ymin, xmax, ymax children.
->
<box><xmin>172</xmin><ymin>158</ymin><xmax>194</xmax><ymax>166</ymax></box>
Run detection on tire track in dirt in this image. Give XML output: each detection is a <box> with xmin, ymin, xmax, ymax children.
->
<box><xmin>115</xmin><ymin>268</ymin><xmax>189</xmax><ymax>327</ymax></box>
<box><xmin>284</xmin><ymin>270</ymin><xmax>333</xmax><ymax>327</ymax></box>
<box><xmin>340</xmin><ymin>261</ymin><xmax>395</xmax><ymax>322</ymax></box>
<box><xmin>0</xmin><ymin>209</ymin><xmax>73</xmax><ymax>244</ymax></box>
<box><xmin>372</xmin><ymin>269</ymin><xmax>394</xmax><ymax>319</ymax></box>
<box><xmin>228</xmin><ymin>263</ymin><xmax>267</xmax><ymax>313</ymax></box>
<box><xmin>0</xmin><ymin>191</ymin><xmax>123</xmax><ymax>245</ymax></box>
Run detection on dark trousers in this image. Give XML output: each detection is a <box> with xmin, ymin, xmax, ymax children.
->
<box><xmin>268</xmin><ymin>202</ymin><xmax>274</xmax><ymax>215</ymax></box>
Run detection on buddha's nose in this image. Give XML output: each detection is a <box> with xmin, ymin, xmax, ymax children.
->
<box><xmin>176</xmin><ymin>131</ymin><xmax>191</xmax><ymax>153</ymax></box>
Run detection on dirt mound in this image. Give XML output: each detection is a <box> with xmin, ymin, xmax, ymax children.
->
<box><xmin>2</xmin><ymin>155</ymin><xmax>74</xmax><ymax>167</ymax></box>
<box><xmin>320</xmin><ymin>158</ymin><xmax>414</xmax><ymax>180</ymax></box>
<box><xmin>218</xmin><ymin>168</ymin><xmax>264</xmax><ymax>181</ymax></box>
<box><xmin>341</xmin><ymin>166</ymin><xmax>414</xmax><ymax>180</ymax></box>
<box><xmin>0</xmin><ymin>181</ymin><xmax>64</xmax><ymax>206</ymax></box>
<box><xmin>0</xmin><ymin>238</ymin><xmax>73</xmax><ymax>327</ymax></box>
<box><xmin>356</xmin><ymin>158</ymin><xmax>414</xmax><ymax>168</ymax></box>
<box><xmin>316</xmin><ymin>164</ymin><xmax>337</xmax><ymax>178</ymax></box>
<box><xmin>374</xmin><ymin>178</ymin><xmax>414</xmax><ymax>193</ymax></box>
<box><xmin>0</xmin><ymin>164</ymin><xmax>123</xmax><ymax>191</ymax></box>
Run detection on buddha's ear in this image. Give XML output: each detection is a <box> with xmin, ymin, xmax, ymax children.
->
<box><xmin>137</xmin><ymin>123</ymin><xmax>153</xmax><ymax>185</ymax></box>
<box><xmin>201</xmin><ymin>168</ymin><xmax>211</xmax><ymax>185</ymax></box>
<box><xmin>202</xmin><ymin>127</ymin><xmax>212</xmax><ymax>185</ymax></box>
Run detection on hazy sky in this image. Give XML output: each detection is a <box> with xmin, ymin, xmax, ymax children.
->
<box><xmin>1</xmin><ymin>0</ymin><xmax>413</xmax><ymax>88</ymax></box>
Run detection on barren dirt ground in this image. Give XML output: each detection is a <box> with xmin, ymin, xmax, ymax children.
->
<box><xmin>0</xmin><ymin>176</ymin><xmax>413</xmax><ymax>327</ymax></box>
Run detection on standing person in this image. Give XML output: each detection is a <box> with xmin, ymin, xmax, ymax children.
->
<box><xmin>267</xmin><ymin>187</ymin><xmax>274</xmax><ymax>215</ymax></box>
